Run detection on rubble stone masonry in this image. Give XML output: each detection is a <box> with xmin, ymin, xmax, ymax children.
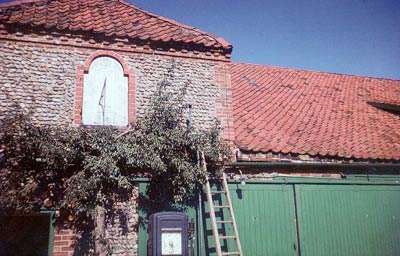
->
<box><xmin>0</xmin><ymin>38</ymin><xmax>233</xmax><ymax>135</ymax></box>
<box><xmin>0</xmin><ymin>35</ymin><xmax>233</xmax><ymax>255</ymax></box>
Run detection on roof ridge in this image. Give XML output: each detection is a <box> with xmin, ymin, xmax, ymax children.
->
<box><xmin>232</xmin><ymin>61</ymin><xmax>400</xmax><ymax>82</ymax></box>
<box><xmin>0</xmin><ymin>0</ymin><xmax>232</xmax><ymax>53</ymax></box>
<box><xmin>0</xmin><ymin>0</ymin><xmax>44</xmax><ymax>8</ymax></box>
<box><xmin>116</xmin><ymin>0</ymin><xmax>232</xmax><ymax>50</ymax></box>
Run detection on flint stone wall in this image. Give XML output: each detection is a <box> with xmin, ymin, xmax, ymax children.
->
<box><xmin>105</xmin><ymin>185</ymin><xmax>139</xmax><ymax>256</ymax></box>
<box><xmin>0</xmin><ymin>37</ymin><xmax>232</xmax><ymax>255</ymax></box>
<box><xmin>0</xmin><ymin>39</ymin><xmax>226</xmax><ymax>131</ymax></box>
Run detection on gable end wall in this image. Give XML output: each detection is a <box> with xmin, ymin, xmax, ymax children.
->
<box><xmin>0</xmin><ymin>37</ymin><xmax>233</xmax><ymax>136</ymax></box>
<box><xmin>0</xmin><ymin>34</ymin><xmax>234</xmax><ymax>256</ymax></box>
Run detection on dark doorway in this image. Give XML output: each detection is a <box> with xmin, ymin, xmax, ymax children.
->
<box><xmin>0</xmin><ymin>215</ymin><xmax>51</xmax><ymax>256</ymax></box>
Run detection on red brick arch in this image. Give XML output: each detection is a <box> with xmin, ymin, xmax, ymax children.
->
<box><xmin>73</xmin><ymin>50</ymin><xmax>136</xmax><ymax>125</ymax></box>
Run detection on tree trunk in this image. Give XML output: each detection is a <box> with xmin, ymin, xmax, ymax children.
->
<box><xmin>94</xmin><ymin>205</ymin><xmax>107</xmax><ymax>255</ymax></box>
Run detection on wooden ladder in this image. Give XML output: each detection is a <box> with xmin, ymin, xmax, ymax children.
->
<box><xmin>201</xmin><ymin>153</ymin><xmax>243</xmax><ymax>256</ymax></box>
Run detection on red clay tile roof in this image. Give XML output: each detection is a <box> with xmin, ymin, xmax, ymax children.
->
<box><xmin>0</xmin><ymin>0</ymin><xmax>232</xmax><ymax>53</ymax></box>
<box><xmin>231</xmin><ymin>63</ymin><xmax>400</xmax><ymax>161</ymax></box>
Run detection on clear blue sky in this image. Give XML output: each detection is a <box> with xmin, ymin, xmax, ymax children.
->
<box><xmin>127</xmin><ymin>0</ymin><xmax>400</xmax><ymax>79</ymax></box>
<box><xmin>1</xmin><ymin>0</ymin><xmax>399</xmax><ymax>79</ymax></box>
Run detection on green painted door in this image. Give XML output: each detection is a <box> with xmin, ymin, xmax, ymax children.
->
<box><xmin>229</xmin><ymin>183</ymin><xmax>298</xmax><ymax>256</ymax></box>
<box><xmin>295</xmin><ymin>184</ymin><xmax>400</xmax><ymax>256</ymax></box>
<box><xmin>220</xmin><ymin>183</ymin><xmax>298</xmax><ymax>256</ymax></box>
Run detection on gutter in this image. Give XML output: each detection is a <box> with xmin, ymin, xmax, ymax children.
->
<box><xmin>225</xmin><ymin>161</ymin><xmax>400</xmax><ymax>169</ymax></box>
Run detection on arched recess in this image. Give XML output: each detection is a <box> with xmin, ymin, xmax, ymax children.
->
<box><xmin>73</xmin><ymin>51</ymin><xmax>135</xmax><ymax>126</ymax></box>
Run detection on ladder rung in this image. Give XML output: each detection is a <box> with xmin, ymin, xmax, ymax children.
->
<box><xmin>214</xmin><ymin>205</ymin><xmax>230</xmax><ymax>209</ymax></box>
<box><xmin>221</xmin><ymin>252</ymin><xmax>240</xmax><ymax>256</ymax></box>
<box><xmin>205</xmin><ymin>169</ymin><xmax>242</xmax><ymax>256</ymax></box>
<box><xmin>211</xmin><ymin>190</ymin><xmax>227</xmax><ymax>194</ymax></box>
<box><xmin>216</xmin><ymin>220</ymin><xmax>233</xmax><ymax>224</ymax></box>
<box><xmin>219</xmin><ymin>235</ymin><xmax>236</xmax><ymax>240</ymax></box>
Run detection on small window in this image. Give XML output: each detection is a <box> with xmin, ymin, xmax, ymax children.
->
<box><xmin>82</xmin><ymin>56</ymin><xmax>128</xmax><ymax>126</ymax></box>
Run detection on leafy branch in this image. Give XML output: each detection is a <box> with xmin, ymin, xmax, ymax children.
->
<box><xmin>0</xmin><ymin>78</ymin><xmax>230</xmax><ymax>255</ymax></box>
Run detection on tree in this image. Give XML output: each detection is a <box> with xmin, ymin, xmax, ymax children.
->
<box><xmin>0</xmin><ymin>78</ymin><xmax>230</xmax><ymax>255</ymax></box>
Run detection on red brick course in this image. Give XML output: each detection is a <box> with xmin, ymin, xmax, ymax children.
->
<box><xmin>53</xmin><ymin>228</ymin><xmax>75</xmax><ymax>256</ymax></box>
<box><xmin>0</xmin><ymin>24</ymin><xmax>231</xmax><ymax>62</ymax></box>
<box><xmin>214</xmin><ymin>63</ymin><xmax>235</xmax><ymax>151</ymax></box>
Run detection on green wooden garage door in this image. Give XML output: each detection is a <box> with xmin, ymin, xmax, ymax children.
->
<box><xmin>226</xmin><ymin>181</ymin><xmax>400</xmax><ymax>256</ymax></box>
<box><xmin>228</xmin><ymin>183</ymin><xmax>298</xmax><ymax>256</ymax></box>
<box><xmin>0</xmin><ymin>214</ymin><xmax>53</xmax><ymax>256</ymax></box>
<box><xmin>202</xmin><ymin>183</ymin><xmax>298</xmax><ymax>256</ymax></box>
<box><xmin>295</xmin><ymin>184</ymin><xmax>400</xmax><ymax>256</ymax></box>
<box><xmin>138</xmin><ymin>180</ymin><xmax>400</xmax><ymax>256</ymax></box>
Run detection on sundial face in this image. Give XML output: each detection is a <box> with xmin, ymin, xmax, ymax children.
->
<box><xmin>82</xmin><ymin>56</ymin><xmax>128</xmax><ymax>126</ymax></box>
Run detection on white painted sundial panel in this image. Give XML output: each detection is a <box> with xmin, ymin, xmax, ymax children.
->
<box><xmin>82</xmin><ymin>56</ymin><xmax>128</xmax><ymax>126</ymax></box>
<box><xmin>161</xmin><ymin>232</ymin><xmax>182</xmax><ymax>255</ymax></box>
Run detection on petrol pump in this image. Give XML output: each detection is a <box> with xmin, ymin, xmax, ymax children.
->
<box><xmin>148</xmin><ymin>212</ymin><xmax>194</xmax><ymax>256</ymax></box>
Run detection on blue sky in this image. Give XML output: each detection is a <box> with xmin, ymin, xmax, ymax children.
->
<box><xmin>127</xmin><ymin>0</ymin><xmax>400</xmax><ymax>79</ymax></box>
<box><xmin>1</xmin><ymin>0</ymin><xmax>399</xmax><ymax>79</ymax></box>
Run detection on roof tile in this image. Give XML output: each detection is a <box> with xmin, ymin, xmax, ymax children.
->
<box><xmin>0</xmin><ymin>0</ymin><xmax>232</xmax><ymax>53</ymax></box>
<box><xmin>231</xmin><ymin>63</ymin><xmax>400</xmax><ymax>161</ymax></box>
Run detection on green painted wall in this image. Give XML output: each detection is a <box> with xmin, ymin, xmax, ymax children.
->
<box><xmin>296</xmin><ymin>184</ymin><xmax>400</xmax><ymax>256</ymax></box>
<box><xmin>137</xmin><ymin>178</ymin><xmax>400</xmax><ymax>256</ymax></box>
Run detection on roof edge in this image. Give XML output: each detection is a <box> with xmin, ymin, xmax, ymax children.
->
<box><xmin>0</xmin><ymin>0</ymin><xmax>233</xmax><ymax>53</ymax></box>
<box><xmin>236</xmin><ymin>147</ymin><xmax>400</xmax><ymax>163</ymax></box>
<box><xmin>118</xmin><ymin>0</ymin><xmax>232</xmax><ymax>51</ymax></box>
<box><xmin>0</xmin><ymin>0</ymin><xmax>42</xmax><ymax>8</ymax></box>
<box><xmin>231</xmin><ymin>61</ymin><xmax>400</xmax><ymax>82</ymax></box>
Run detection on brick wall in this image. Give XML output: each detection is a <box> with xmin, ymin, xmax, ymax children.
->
<box><xmin>53</xmin><ymin>229</ymin><xmax>75</xmax><ymax>256</ymax></box>
<box><xmin>214</xmin><ymin>63</ymin><xmax>235</xmax><ymax>143</ymax></box>
<box><xmin>50</xmin><ymin>185</ymin><xmax>139</xmax><ymax>255</ymax></box>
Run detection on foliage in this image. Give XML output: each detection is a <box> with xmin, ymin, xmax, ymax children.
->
<box><xmin>0</xmin><ymin>79</ymin><xmax>230</xmax><ymax>254</ymax></box>
<box><xmin>130</xmin><ymin>81</ymin><xmax>229</xmax><ymax>203</ymax></box>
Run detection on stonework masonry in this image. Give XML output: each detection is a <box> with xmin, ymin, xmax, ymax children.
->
<box><xmin>105</xmin><ymin>185</ymin><xmax>139</xmax><ymax>256</ymax></box>
<box><xmin>0</xmin><ymin>36</ymin><xmax>233</xmax><ymax>136</ymax></box>
<box><xmin>51</xmin><ymin>185</ymin><xmax>139</xmax><ymax>256</ymax></box>
<box><xmin>0</xmin><ymin>41</ymin><xmax>86</xmax><ymax>125</ymax></box>
<box><xmin>0</xmin><ymin>34</ymin><xmax>233</xmax><ymax>255</ymax></box>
